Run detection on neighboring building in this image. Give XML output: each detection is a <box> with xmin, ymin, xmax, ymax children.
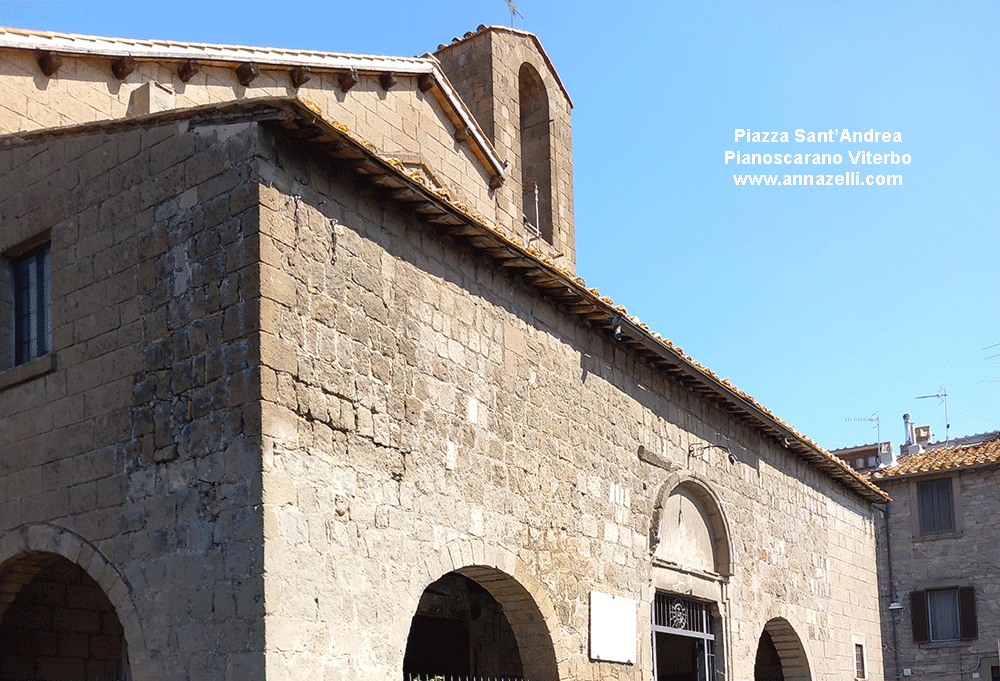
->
<box><xmin>830</xmin><ymin>442</ymin><xmax>893</xmax><ymax>473</ymax></box>
<box><xmin>0</xmin><ymin>26</ymin><xmax>888</xmax><ymax>681</ymax></box>
<box><xmin>871</xmin><ymin>426</ymin><xmax>1000</xmax><ymax>681</ymax></box>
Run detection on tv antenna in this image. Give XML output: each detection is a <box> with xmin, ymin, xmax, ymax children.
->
<box><xmin>504</xmin><ymin>0</ymin><xmax>524</xmax><ymax>27</ymax></box>
<box><xmin>845</xmin><ymin>413</ymin><xmax>880</xmax><ymax>447</ymax></box>
<box><xmin>915</xmin><ymin>387</ymin><xmax>949</xmax><ymax>443</ymax></box>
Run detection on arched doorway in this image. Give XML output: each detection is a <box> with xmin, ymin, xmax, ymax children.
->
<box><xmin>754</xmin><ymin>618</ymin><xmax>810</xmax><ymax>681</ymax></box>
<box><xmin>402</xmin><ymin>566</ymin><xmax>558</xmax><ymax>681</ymax></box>
<box><xmin>651</xmin><ymin>478</ymin><xmax>731</xmax><ymax>681</ymax></box>
<box><xmin>0</xmin><ymin>552</ymin><xmax>131</xmax><ymax>681</ymax></box>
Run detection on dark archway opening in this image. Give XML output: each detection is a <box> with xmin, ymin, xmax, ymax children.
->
<box><xmin>403</xmin><ymin>572</ymin><xmax>524</xmax><ymax>681</ymax></box>
<box><xmin>0</xmin><ymin>553</ymin><xmax>130</xmax><ymax>681</ymax></box>
<box><xmin>754</xmin><ymin>630</ymin><xmax>783</xmax><ymax>681</ymax></box>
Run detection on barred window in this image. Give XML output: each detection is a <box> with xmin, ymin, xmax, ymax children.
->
<box><xmin>652</xmin><ymin>593</ymin><xmax>717</xmax><ymax>681</ymax></box>
<box><xmin>13</xmin><ymin>243</ymin><xmax>52</xmax><ymax>366</ymax></box>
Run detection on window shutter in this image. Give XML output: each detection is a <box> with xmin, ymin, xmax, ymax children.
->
<box><xmin>911</xmin><ymin>590</ymin><xmax>929</xmax><ymax>643</ymax></box>
<box><xmin>959</xmin><ymin>586</ymin><xmax>977</xmax><ymax>640</ymax></box>
<box><xmin>938</xmin><ymin>479</ymin><xmax>955</xmax><ymax>533</ymax></box>
<box><xmin>918</xmin><ymin>479</ymin><xmax>956</xmax><ymax>534</ymax></box>
<box><xmin>918</xmin><ymin>483</ymin><xmax>937</xmax><ymax>534</ymax></box>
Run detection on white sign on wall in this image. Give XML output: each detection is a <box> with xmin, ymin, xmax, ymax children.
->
<box><xmin>589</xmin><ymin>590</ymin><xmax>637</xmax><ymax>664</ymax></box>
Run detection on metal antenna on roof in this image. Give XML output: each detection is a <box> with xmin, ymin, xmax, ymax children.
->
<box><xmin>845</xmin><ymin>413</ymin><xmax>880</xmax><ymax>448</ymax></box>
<box><xmin>915</xmin><ymin>388</ymin><xmax>949</xmax><ymax>443</ymax></box>
<box><xmin>985</xmin><ymin>342</ymin><xmax>1000</xmax><ymax>367</ymax></box>
<box><xmin>505</xmin><ymin>0</ymin><xmax>524</xmax><ymax>27</ymax></box>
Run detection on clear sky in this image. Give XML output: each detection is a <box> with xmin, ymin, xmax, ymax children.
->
<box><xmin>3</xmin><ymin>0</ymin><xmax>997</xmax><ymax>451</ymax></box>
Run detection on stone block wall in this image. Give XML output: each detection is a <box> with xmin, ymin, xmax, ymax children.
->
<box><xmin>0</xmin><ymin>110</ymin><xmax>884</xmax><ymax>680</ymax></box>
<box><xmin>876</xmin><ymin>467</ymin><xmax>1000</xmax><ymax>680</ymax></box>
<box><xmin>253</xmin><ymin>125</ymin><xmax>881</xmax><ymax>681</ymax></box>
<box><xmin>0</xmin><ymin>47</ymin><xmax>498</xmax><ymax>238</ymax></box>
<box><xmin>0</xmin><ymin>121</ymin><xmax>267</xmax><ymax>681</ymax></box>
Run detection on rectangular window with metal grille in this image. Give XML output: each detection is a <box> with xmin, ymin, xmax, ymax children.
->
<box><xmin>652</xmin><ymin>593</ymin><xmax>717</xmax><ymax>681</ymax></box>
<box><xmin>653</xmin><ymin>593</ymin><xmax>714</xmax><ymax>634</ymax></box>
<box><xmin>13</xmin><ymin>243</ymin><xmax>52</xmax><ymax>366</ymax></box>
<box><xmin>855</xmin><ymin>643</ymin><xmax>865</xmax><ymax>678</ymax></box>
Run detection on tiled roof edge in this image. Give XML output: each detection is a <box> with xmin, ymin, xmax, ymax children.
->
<box><xmin>433</xmin><ymin>25</ymin><xmax>573</xmax><ymax>108</ymax></box>
<box><xmin>0</xmin><ymin>97</ymin><xmax>885</xmax><ymax>504</ymax></box>
<box><xmin>0</xmin><ymin>26</ymin><xmax>430</xmax><ymax>70</ymax></box>
<box><xmin>0</xmin><ymin>26</ymin><xmax>506</xmax><ymax>183</ymax></box>
<box><xmin>871</xmin><ymin>435</ymin><xmax>1000</xmax><ymax>482</ymax></box>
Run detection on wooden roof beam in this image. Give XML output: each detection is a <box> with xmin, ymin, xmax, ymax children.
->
<box><xmin>111</xmin><ymin>56</ymin><xmax>136</xmax><ymax>80</ymax></box>
<box><xmin>290</xmin><ymin>66</ymin><xmax>312</xmax><ymax>89</ymax></box>
<box><xmin>236</xmin><ymin>62</ymin><xmax>260</xmax><ymax>86</ymax></box>
<box><xmin>379</xmin><ymin>72</ymin><xmax>397</xmax><ymax>91</ymax></box>
<box><xmin>37</xmin><ymin>51</ymin><xmax>63</xmax><ymax>77</ymax></box>
<box><xmin>338</xmin><ymin>68</ymin><xmax>359</xmax><ymax>92</ymax></box>
<box><xmin>178</xmin><ymin>59</ymin><xmax>200</xmax><ymax>83</ymax></box>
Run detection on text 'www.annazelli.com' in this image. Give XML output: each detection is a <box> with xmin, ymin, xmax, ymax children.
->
<box><xmin>732</xmin><ymin>172</ymin><xmax>901</xmax><ymax>186</ymax></box>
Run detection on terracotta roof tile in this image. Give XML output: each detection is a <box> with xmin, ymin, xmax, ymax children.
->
<box><xmin>872</xmin><ymin>433</ymin><xmax>1000</xmax><ymax>480</ymax></box>
<box><xmin>0</xmin><ymin>26</ymin><xmax>431</xmax><ymax>71</ymax></box>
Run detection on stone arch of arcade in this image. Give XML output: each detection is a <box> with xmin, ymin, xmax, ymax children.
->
<box><xmin>754</xmin><ymin>617</ymin><xmax>811</xmax><ymax>681</ymax></box>
<box><xmin>0</xmin><ymin>523</ymin><xmax>148</xmax><ymax>681</ymax></box>
<box><xmin>396</xmin><ymin>541</ymin><xmax>563</xmax><ymax>681</ymax></box>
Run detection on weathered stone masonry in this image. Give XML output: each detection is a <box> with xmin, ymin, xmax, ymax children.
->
<box><xmin>0</xmin><ymin>25</ymin><xmax>889</xmax><ymax>681</ymax></box>
<box><xmin>248</xmin><ymin>118</ymin><xmax>886</xmax><ymax>680</ymax></box>
<box><xmin>1</xmin><ymin>121</ymin><xmax>268</xmax><ymax>680</ymax></box>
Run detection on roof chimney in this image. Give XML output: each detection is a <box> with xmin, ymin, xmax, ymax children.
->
<box><xmin>914</xmin><ymin>424</ymin><xmax>932</xmax><ymax>444</ymax></box>
<box><xmin>902</xmin><ymin>414</ymin><xmax>923</xmax><ymax>456</ymax></box>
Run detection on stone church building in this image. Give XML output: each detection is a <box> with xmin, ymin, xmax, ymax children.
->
<box><xmin>0</xmin><ymin>25</ymin><xmax>887</xmax><ymax>681</ymax></box>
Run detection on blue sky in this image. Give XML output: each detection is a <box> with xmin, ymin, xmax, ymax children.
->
<box><xmin>3</xmin><ymin>1</ymin><xmax>997</xmax><ymax>450</ymax></box>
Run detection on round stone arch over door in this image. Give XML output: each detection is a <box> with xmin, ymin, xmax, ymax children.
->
<box><xmin>650</xmin><ymin>473</ymin><xmax>732</xmax><ymax>577</ymax></box>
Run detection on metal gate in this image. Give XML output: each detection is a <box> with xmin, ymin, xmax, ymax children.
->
<box><xmin>652</xmin><ymin>593</ymin><xmax>717</xmax><ymax>681</ymax></box>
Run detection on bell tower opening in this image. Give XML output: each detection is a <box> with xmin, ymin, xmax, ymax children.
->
<box><xmin>434</xmin><ymin>26</ymin><xmax>577</xmax><ymax>271</ymax></box>
<box><xmin>518</xmin><ymin>62</ymin><xmax>552</xmax><ymax>243</ymax></box>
